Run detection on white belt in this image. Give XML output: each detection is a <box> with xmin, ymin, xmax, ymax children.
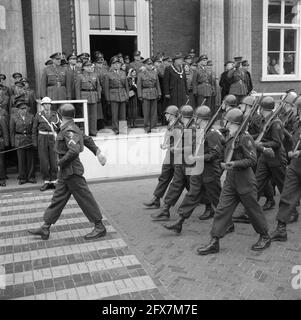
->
<box><xmin>39</xmin><ymin>131</ymin><xmax>54</xmax><ymax>135</ymax></box>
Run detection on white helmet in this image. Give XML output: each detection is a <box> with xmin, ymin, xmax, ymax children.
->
<box><xmin>41</xmin><ymin>97</ymin><xmax>52</xmax><ymax>105</ymax></box>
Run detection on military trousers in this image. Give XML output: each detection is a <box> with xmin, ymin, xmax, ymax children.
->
<box><xmin>44</xmin><ymin>175</ymin><xmax>103</xmax><ymax>225</ymax></box>
<box><xmin>256</xmin><ymin>157</ymin><xmax>286</xmax><ymax>198</ymax></box>
<box><xmin>276</xmin><ymin>167</ymin><xmax>301</xmax><ymax>223</ymax></box>
<box><xmin>17</xmin><ymin>147</ymin><xmax>35</xmax><ymax>181</ymax></box>
<box><xmin>111</xmin><ymin>102</ymin><xmax>126</xmax><ymax>132</ymax></box>
<box><xmin>38</xmin><ymin>134</ymin><xmax>57</xmax><ymax>182</ymax></box>
<box><xmin>142</xmin><ymin>99</ymin><xmax>158</xmax><ymax>130</ymax></box>
<box><xmin>164</xmin><ymin>165</ymin><xmax>190</xmax><ymax>206</ymax></box>
<box><xmin>211</xmin><ymin>171</ymin><xmax>268</xmax><ymax>238</ymax></box>
<box><xmin>0</xmin><ymin>153</ymin><xmax>5</xmax><ymax>181</ymax></box>
<box><xmin>178</xmin><ymin>174</ymin><xmax>221</xmax><ymax>220</ymax></box>
<box><xmin>87</xmin><ymin>102</ymin><xmax>98</xmax><ymax>136</ymax></box>
<box><xmin>153</xmin><ymin>163</ymin><xmax>174</xmax><ymax>199</ymax></box>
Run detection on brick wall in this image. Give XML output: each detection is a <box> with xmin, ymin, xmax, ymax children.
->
<box><xmin>59</xmin><ymin>0</ymin><xmax>74</xmax><ymax>55</ymax></box>
<box><xmin>252</xmin><ymin>0</ymin><xmax>301</xmax><ymax>93</ymax></box>
<box><xmin>152</xmin><ymin>0</ymin><xmax>200</xmax><ymax>56</ymax></box>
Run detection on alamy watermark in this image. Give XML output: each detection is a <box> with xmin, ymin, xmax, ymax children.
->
<box><xmin>291</xmin><ymin>265</ymin><xmax>301</xmax><ymax>290</ymax></box>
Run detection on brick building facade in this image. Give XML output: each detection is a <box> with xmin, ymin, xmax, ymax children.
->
<box><xmin>0</xmin><ymin>0</ymin><xmax>300</xmax><ymax>96</ymax></box>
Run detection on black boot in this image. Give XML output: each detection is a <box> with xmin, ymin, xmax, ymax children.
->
<box><xmin>163</xmin><ymin>217</ymin><xmax>185</xmax><ymax>234</ymax></box>
<box><xmin>270</xmin><ymin>221</ymin><xmax>287</xmax><ymax>242</ymax></box>
<box><xmin>143</xmin><ymin>196</ymin><xmax>160</xmax><ymax>209</ymax></box>
<box><xmin>84</xmin><ymin>220</ymin><xmax>107</xmax><ymax>240</ymax></box>
<box><xmin>251</xmin><ymin>234</ymin><xmax>271</xmax><ymax>251</ymax></box>
<box><xmin>232</xmin><ymin>212</ymin><xmax>250</xmax><ymax>224</ymax></box>
<box><xmin>151</xmin><ymin>202</ymin><xmax>170</xmax><ymax>221</ymax></box>
<box><xmin>262</xmin><ymin>198</ymin><xmax>275</xmax><ymax>211</ymax></box>
<box><xmin>196</xmin><ymin>237</ymin><xmax>220</xmax><ymax>255</ymax></box>
<box><xmin>288</xmin><ymin>210</ymin><xmax>299</xmax><ymax>224</ymax></box>
<box><xmin>40</xmin><ymin>183</ymin><xmax>51</xmax><ymax>192</ymax></box>
<box><xmin>28</xmin><ymin>224</ymin><xmax>51</xmax><ymax>240</ymax></box>
<box><xmin>198</xmin><ymin>204</ymin><xmax>215</xmax><ymax>221</ymax></box>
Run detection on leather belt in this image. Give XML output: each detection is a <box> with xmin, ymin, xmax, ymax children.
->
<box><xmin>16</xmin><ymin>132</ymin><xmax>29</xmax><ymax>135</ymax></box>
<box><xmin>39</xmin><ymin>131</ymin><xmax>54</xmax><ymax>135</ymax></box>
<box><xmin>81</xmin><ymin>89</ymin><xmax>96</xmax><ymax>92</ymax></box>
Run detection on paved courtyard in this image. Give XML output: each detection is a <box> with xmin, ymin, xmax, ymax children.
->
<box><xmin>0</xmin><ymin>177</ymin><xmax>301</xmax><ymax>300</ymax></box>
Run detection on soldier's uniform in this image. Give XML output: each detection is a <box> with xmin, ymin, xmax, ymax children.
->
<box><xmin>10</xmin><ymin>106</ymin><xmax>35</xmax><ymax>183</ymax></box>
<box><xmin>137</xmin><ymin>59</ymin><xmax>161</xmax><ymax>132</ymax></box>
<box><xmin>76</xmin><ymin>67</ymin><xmax>102</xmax><ymax>136</ymax></box>
<box><xmin>129</xmin><ymin>51</ymin><xmax>143</xmax><ymax>73</ymax></box>
<box><xmin>104</xmin><ymin>59</ymin><xmax>129</xmax><ymax>134</ymax></box>
<box><xmin>94</xmin><ymin>62</ymin><xmax>108</xmax><ymax>123</ymax></box>
<box><xmin>0</xmin><ymin>111</ymin><xmax>9</xmax><ymax>186</ymax></box>
<box><xmin>193</xmin><ymin>65</ymin><xmax>213</xmax><ymax>107</ymax></box>
<box><xmin>228</xmin><ymin>61</ymin><xmax>248</xmax><ymax>104</ymax></box>
<box><xmin>0</xmin><ymin>74</ymin><xmax>10</xmax><ymax>113</ymax></box>
<box><xmin>66</xmin><ymin>56</ymin><xmax>82</xmax><ymax>101</ymax></box>
<box><xmin>23</xmin><ymin>85</ymin><xmax>37</xmax><ymax>115</ymax></box>
<box><xmin>32</xmin><ymin>110</ymin><xmax>60</xmax><ymax>185</ymax></box>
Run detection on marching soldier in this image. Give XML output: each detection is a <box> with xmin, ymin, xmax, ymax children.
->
<box><xmin>104</xmin><ymin>56</ymin><xmax>129</xmax><ymax>135</ymax></box>
<box><xmin>270</xmin><ymin>95</ymin><xmax>301</xmax><ymax>241</ymax></box>
<box><xmin>0</xmin><ymin>107</ymin><xmax>9</xmax><ymax>187</ymax></box>
<box><xmin>32</xmin><ymin>97</ymin><xmax>60</xmax><ymax>191</ymax></box>
<box><xmin>197</xmin><ymin>108</ymin><xmax>271</xmax><ymax>255</ymax></box>
<box><xmin>40</xmin><ymin>52</ymin><xmax>71</xmax><ymax>104</ymax></box>
<box><xmin>10</xmin><ymin>100</ymin><xmax>36</xmax><ymax>185</ymax></box>
<box><xmin>76</xmin><ymin>60</ymin><xmax>102</xmax><ymax>136</ymax></box>
<box><xmin>137</xmin><ymin>58</ymin><xmax>161</xmax><ymax>133</ymax></box>
<box><xmin>28</xmin><ymin>104</ymin><xmax>107</xmax><ymax>241</ymax></box>
<box><xmin>143</xmin><ymin>105</ymin><xmax>182</xmax><ymax>208</ymax></box>
<box><xmin>228</xmin><ymin>57</ymin><xmax>248</xmax><ymax>104</ymax></box>
<box><xmin>0</xmin><ymin>74</ymin><xmax>10</xmax><ymax>113</ymax></box>
<box><xmin>163</xmin><ymin>105</ymin><xmax>224</xmax><ymax>234</ymax></box>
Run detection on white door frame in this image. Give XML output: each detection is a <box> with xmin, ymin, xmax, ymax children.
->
<box><xmin>74</xmin><ymin>0</ymin><xmax>150</xmax><ymax>57</ymax></box>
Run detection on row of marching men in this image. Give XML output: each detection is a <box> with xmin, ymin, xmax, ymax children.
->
<box><xmin>142</xmin><ymin>90</ymin><xmax>301</xmax><ymax>255</ymax></box>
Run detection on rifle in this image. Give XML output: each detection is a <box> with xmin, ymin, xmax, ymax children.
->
<box><xmin>293</xmin><ymin>134</ymin><xmax>301</xmax><ymax>153</ymax></box>
<box><xmin>282</xmin><ymin>109</ymin><xmax>294</xmax><ymax>128</ymax></box>
<box><xmin>246</xmin><ymin>93</ymin><xmax>264</xmax><ymax>132</ymax></box>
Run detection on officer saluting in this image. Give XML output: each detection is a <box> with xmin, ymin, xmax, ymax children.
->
<box><xmin>32</xmin><ymin>97</ymin><xmax>60</xmax><ymax>191</ymax></box>
<box><xmin>28</xmin><ymin>104</ymin><xmax>107</xmax><ymax>241</ymax></box>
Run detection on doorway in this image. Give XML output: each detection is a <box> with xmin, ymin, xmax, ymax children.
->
<box><xmin>90</xmin><ymin>35</ymin><xmax>137</xmax><ymax>63</ymax></box>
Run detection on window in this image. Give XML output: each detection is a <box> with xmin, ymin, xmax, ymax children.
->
<box><xmin>263</xmin><ymin>0</ymin><xmax>301</xmax><ymax>80</ymax></box>
<box><xmin>89</xmin><ymin>0</ymin><xmax>136</xmax><ymax>32</ymax></box>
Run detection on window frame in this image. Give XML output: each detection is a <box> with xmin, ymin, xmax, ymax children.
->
<box><xmin>262</xmin><ymin>0</ymin><xmax>301</xmax><ymax>81</ymax></box>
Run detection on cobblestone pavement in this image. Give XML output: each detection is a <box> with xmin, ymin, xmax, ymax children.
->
<box><xmin>1</xmin><ymin>177</ymin><xmax>301</xmax><ymax>300</ymax></box>
<box><xmin>90</xmin><ymin>178</ymin><xmax>301</xmax><ymax>300</ymax></box>
<box><xmin>0</xmin><ymin>190</ymin><xmax>165</xmax><ymax>300</ymax></box>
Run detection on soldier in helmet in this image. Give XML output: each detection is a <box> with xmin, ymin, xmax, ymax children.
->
<box><xmin>151</xmin><ymin>105</ymin><xmax>195</xmax><ymax>221</ymax></box>
<box><xmin>197</xmin><ymin>108</ymin><xmax>271</xmax><ymax>255</ymax></box>
<box><xmin>270</xmin><ymin>95</ymin><xmax>301</xmax><ymax>242</ymax></box>
<box><xmin>163</xmin><ymin>105</ymin><xmax>225</xmax><ymax>234</ymax></box>
<box><xmin>143</xmin><ymin>105</ymin><xmax>182</xmax><ymax>208</ymax></box>
<box><xmin>28</xmin><ymin>103</ymin><xmax>108</xmax><ymax>241</ymax></box>
<box><xmin>32</xmin><ymin>97</ymin><xmax>60</xmax><ymax>191</ymax></box>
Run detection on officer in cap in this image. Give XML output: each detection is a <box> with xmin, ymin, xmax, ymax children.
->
<box><xmin>0</xmin><ymin>101</ymin><xmax>9</xmax><ymax>187</ymax></box>
<box><xmin>197</xmin><ymin>108</ymin><xmax>271</xmax><ymax>255</ymax></box>
<box><xmin>32</xmin><ymin>97</ymin><xmax>60</xmax><ymax>191</ymax></box>
<box><xmin>65</xmin><ymin>53</ymin><xmax>81</xmax><ymax>101</ymax></box>
<box><xmin>78</xmin><ymin>53</ymin><xmax>90</xmax><ymax>64</ymax></box>
<box><xmin>40</xmin><ymin>52</ymin><xmax>71</xmax><ymax>104</ymax></box>
<box><xmin>28</xmin><ymin>103</ymin><xmax>108</xmax><ymax>241</ymax></box>
<box><xmin>21</xmin><ymin>78</ymin><xmax>37</xmax><ymax>115</ymax></box>
<box><xmin>137</xmin><ymin>58</ymin><xmax>161</xmax><ymax>133</ymax></box>
<box><xmin>0</xmin><ymin>74</ymin><xmax>9</xmax><ymax>113</ymax></box>
<box><xmin>10</xmin><ymin>73</ymin><xmax>23</xmax><ymax>95</ymax></box>
<box><xmin>9</xmin><ymin>81</ymin><xmax>26</xmax><ymax>115</ymax></box>
<box><xmin>129</xmin><ymin>50</ymin><xmax>143</xmax><ymax>74</ymax></box>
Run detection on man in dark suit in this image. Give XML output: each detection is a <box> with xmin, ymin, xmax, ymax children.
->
<box><xmin>242</xmin><ymin>60</ymin><xmax>253</xmax><ymax>95</ymax></box>
<box><xmin>219</xmin><ymin>61</ymin><xmax>234</xmax><ymax>101</ymax></box>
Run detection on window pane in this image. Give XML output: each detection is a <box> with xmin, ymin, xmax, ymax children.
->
<box><xmin>115</xmin><ymin>0</ymin><xmax>135</xmax><ymax>16</ymax></box>
<box><xmin>99</xmin><ymin>15</ymin><xmax>110</xmax><ymax>30</ymax></box>
<box><xmin>284</xmin><ymin>52</ymin><xmax>296</xmax><ymax>74</ymax></box>
<box><xmin>268</xmin><ymin>0</ymin><xmax>281</xmax><ymax>23</ymax></box>
<box><xmin>267</xmin><ymin>53</ymin><xmax>280</xmax><ymax>74</ymax></box>
<box><xmin>284</xmin><ymin>29</ymin><xmax>297</xmax><ymax>51</ymax></box>
<box><xmin>285</xmin><ymin>0</ymin><xmax>299</xmax><ymax>23</ymax></box>
<box><xmin>90</xmin><ymin>15</ymin><xmax>100</xmax><ymax>29</ymax></box>
<box><xmin>115</xmin><ymin>16</ymin><xmax>135</xmax><ymax>31</ymax></box>
<box><xmin>268</xmin><ymin>29</ymin><xmax>281</xmax><ymax>51</ymax></box>
<box><xmin>89</xmin><ymin>0</ymin><xmax>99</xmax><ymax>14</ymax></box>
<box><xmin>99</xmin><ymin>0</ymin><xmax>110</xmax><ymax>15</ymax></box>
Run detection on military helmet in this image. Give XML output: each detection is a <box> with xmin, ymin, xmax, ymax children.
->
<box><xmin>164</xmin><ymin>105</ymin><xmax>179</xmax><ymax>116</ymax></box>
<box><xmin>180</xmin><ymin>105</ymin><xmax>194</xmax><ymax>118</ymax></box>
<box><xmin>195</xmin><ymin>105</ymin><xmax>211</xmax><ymax>120</ymax></box>
<box><xmin>241</xmin><ymin>95</ymin><xmax>256</xmax><ymax>106</ymax></box>
<box><xmin>224</xmin><ymin>94</ymin><xmax>237</xmax><ymax>107</ymax></box>
<box><xmin>224</xmin><ymin>108</ymin><xmax>244</xmax><ymax>125</ymax></box>
<box><xmin>59</xmin><ymin>104</ymin><xmax>75</xmax><ymax>119</ymax></box>
<box><xmin>283</xmin><ymin>90</ymin><xmax>298</xmax><ymax>105</ymax></box>
<box><xmin>41</xmin><ymin>97</ymin><xmax>52</xmax><ymax>105</ymax></box>
<box><xmin>261</xmin><ymin>96</ymin><xmax>275</xmax><ymax>110</ymax></box>
<box><xmin>294</xmin><ymin>95</ymin><xmax>301</xmax><ymax>110</ymax></box>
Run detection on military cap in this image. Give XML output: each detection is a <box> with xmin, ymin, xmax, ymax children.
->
<box><xmin>143</xmin><ymin>58</ymin><xmax>153</xmax><ymax>65</ymax></box>
<box><xmin>134</xmin><ymin>50</ymin><xmax>141</xmax><ymax>56</ymax></box>
<box><xmin>224</xmin><ymin>60</ymin><xmax>234</xmax><ymax>66</ymax></box>
<box><xmin>15</xmin><ymin>99</ymin><xmax>28</xmax><ymax>109</ymax></box>
<box><xmin>0</xmin><ymin>74</ymin><xmax>6</xmax><ymax>81</ymax></box>
<box><xmin>50</xmin><ymin>52</ymin><xmax>63</xmax><ymax>59</ymax></box>
<box><xmin>82</xmin><ymin>60</ymin><xmax>93</xmax><ymax>68</ymax></box>
<box><xmin>12</xmin><ymin>72</ymin><xmax>23</xmax><ymax>79</ymax></box>
<box><xmin>14</xmin><ymin>81</ymin><xmax>25</xmax><ymax>88</ymax></box>
<box><xmin>67</xmin><ymin>53</ymin><xmax>77</xmax><ymax>61</ymax></box>
<box><xmin>184</xmin><ymin>55</ymin><xmax>193</xmax><ymax>60</ymax></box>
<box><xmin>152</xmin><ymin>55</ymin><xmax>162</xmax><ymax>63</ymax></box>
<box><xmin>197</xmin><ymin>54</ymin><xmax>208</xmax><ymax>63</ymax></box>
<box><xmin>162</xmin><ymin>56</ymin><xmax>170</xmax><ymax>61</ymax></box>
<box><xmin>173</xmin><ymin>52</ymin><xmax>184</xmax><ymax>61</ymax></box>
<box><xmin>124</xmin><ymin>55</ymin><xmax>130</xmax><ymax>60</ymax></box>
<box><xmin>78</xmin><ymin>53</ymin><xmax>90</xmax><ymax>59</ymax></box>
<box><xmin>110</xmin><ymin>55</ymin><xmax>120</xmax><ymax>65</ymax></box>
<box><xmin>20</xmin><ymin>77</ymin><xmax>29</xmax><ymax>84</ymax></box>
<box><xmin>45</xmin><ymin>59</ymin><xmax>53</xmax><ymax>66</ymax></box>
<box><xmin>242</xmin><ymin>60</ymin><xmax>249</xmax><ymax>66</ymax></box>
<box><xmin>234</xmin><ymin>56</ymin><xmax>243</xmax><ymax>62</ymax></box>
<box><xmin>207</xmin><ymin>60</ymin><xmax>213</xmax><ymax>66</ymax></box>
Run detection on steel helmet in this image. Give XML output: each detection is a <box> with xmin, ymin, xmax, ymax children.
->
<box><xmin>180</xmin><ymin>105</ymin><xmax>194</xmax><ymax>118</ymax></box>
<box><xmin>224</xmin><ymin>108</ymin><xmax>244</xmax><ymax>125</ymax></box>
<box><xmin>260</xmin><ymin>96</ymin><xmax>275</xmax><ymax>110</ymax></box>
<box><xmin>164</xmin><ymin>105</ymin><xmax>179</xmax><ymax>116</ymax></box>
<box><xmin>224</xmin><ymin>94</ymin><xmax>237</xmax><ymax>107</ymax></box>
<box><xmin>294</xmin><ymin>95</ymin><xmax>301</xmax><ymax>110</ymax></box>
<box><xmin>241</xmin><ymin>95</ymin><xmax>256</xmax><ymax>107</ymax></box>
<box><xmin>41</xmin><ymin>97</ymin><xmax>52</xmax><ymax>105</ymax></box>
<box><xmin>195</xmin><ymin>105</ymin><xmax>211</xmax><ymax>120</ymax></box>
<box><xmin>59</xmin><ymin>104</ymin><xmax>75</xmax><ymax>119</ymax></box>
<box><xmin>283</xmin><ymin>90</ymin><xmax>298</xmax><ymax>105</ymax></box>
